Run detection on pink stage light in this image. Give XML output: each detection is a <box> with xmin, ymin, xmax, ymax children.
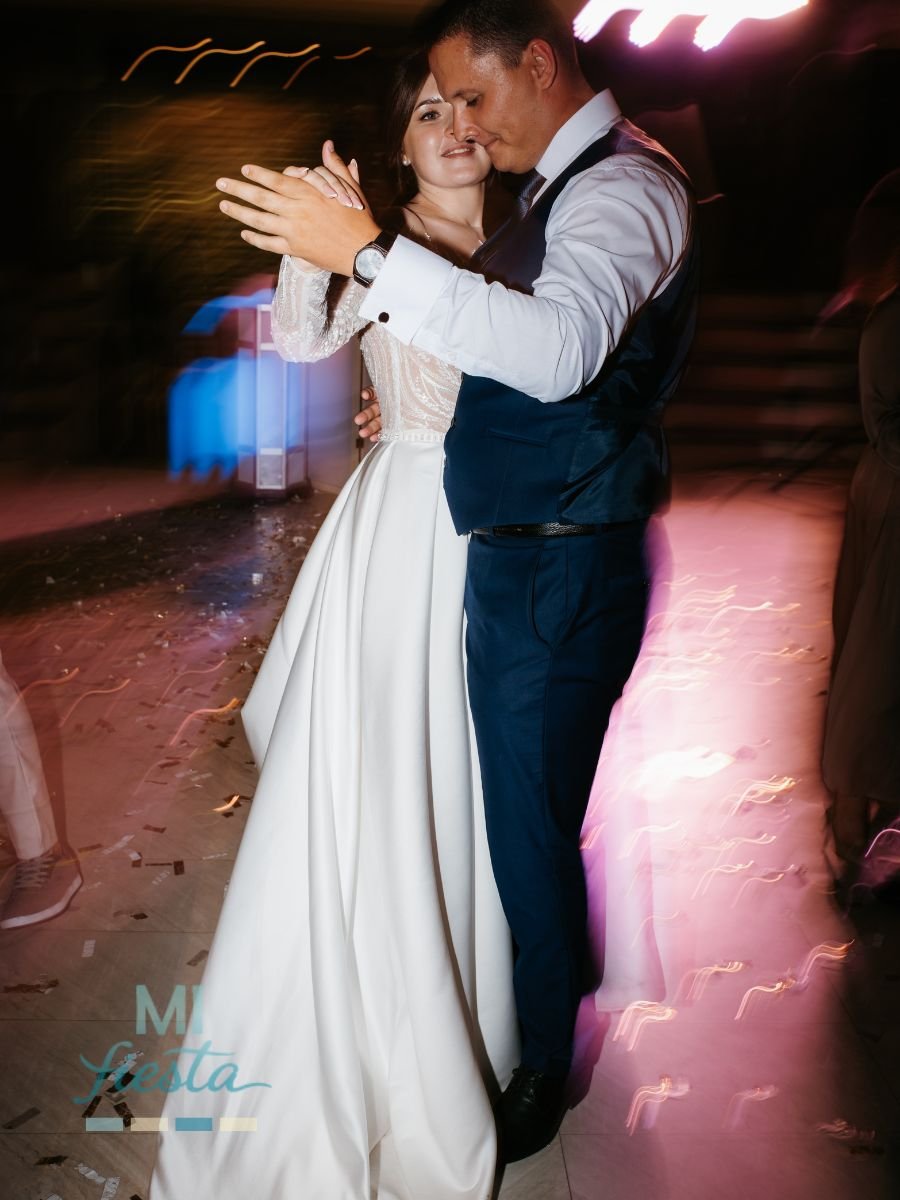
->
<box><xmin>573</xmin><ymin>1</ymin><xmax>809</xmax><ymax>51</ymax></box>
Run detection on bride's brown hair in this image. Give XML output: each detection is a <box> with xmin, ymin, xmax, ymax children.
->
<box><xmin>384</xmin><ymin>49</ymin><xmax>432</xmax><ymax>206</ymax></box>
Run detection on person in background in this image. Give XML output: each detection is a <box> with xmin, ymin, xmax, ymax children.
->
<box><xmin>0</xmin><ymin>650</ymin><xmax>82</xmax><ymax>929</ymax></box>
<box><xmin>821</xmin><ymin>169</ymin><xmax>900</xmax><ymax>895</ymax></box>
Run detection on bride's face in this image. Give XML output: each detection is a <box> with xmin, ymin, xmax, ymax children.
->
<box><xmin>402</xmin><ymin>74</ymin><xmax>492</xmax><ymax>191</ymax></box>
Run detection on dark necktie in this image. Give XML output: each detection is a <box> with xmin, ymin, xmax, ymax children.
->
<box><xmin>512</xmin><ymin>167</ymin><xmax>546</xmax><ymax>219</ymax></box>
<box><xmin>472</xmin><ymin>168</ymin><xmax>546</xmax><ymax>270</ymax></box>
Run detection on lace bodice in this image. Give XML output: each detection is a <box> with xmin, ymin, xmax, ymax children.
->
<box><xmin>271</xmin><ymin>255</ymin><xmax>460</xmax><ymax>441</ymax></box>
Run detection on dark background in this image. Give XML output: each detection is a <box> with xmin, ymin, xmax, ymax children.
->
<box><xmin>2</xmin><ymin>0</ymin><xmax>898</xmax><ymax>464</ymax></box>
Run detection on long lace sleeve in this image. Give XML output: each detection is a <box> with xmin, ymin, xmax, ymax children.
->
<box><xmin>271</xmin><ymin>254</ymin><xmax>369</xmax><ymax>363</ymax></box>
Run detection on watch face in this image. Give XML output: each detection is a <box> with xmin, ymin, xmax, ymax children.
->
<box><xmin>356</xmin><ymin>246</ymin><xmax>385</xmax><ymax>281</ymax></box>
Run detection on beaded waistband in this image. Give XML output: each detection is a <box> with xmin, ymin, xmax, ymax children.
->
<box><xmin>377</xmin><ymin>428</ymin><xmax>446</xmax><ymax>444</ymax></box>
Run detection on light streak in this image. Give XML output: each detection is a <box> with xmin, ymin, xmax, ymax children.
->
<box><xmin>136</xmin><ymin>194</ymin><xmax>225</xmax><ymax>232</ymax></box>
<box><xmin>737</xmin><ymin>645</ymin><xmax>815</xmax><ymax>665</ymax></box>
<box><xmin>734</xmin><ymin>977</ymin><xmax>795</xmax><ymax>1020</ymax></box>
<box><xmin>725</xmin><ymin>775</ymin><xmax>796</xmax><ymax>817</ymax></box>
<box><xmin>573</xmin><ymin>2</ymin><xmax>808</xmax><ymax>52</ymax></box>
<box><xmin>865</xmin><ymin>826</ymin><xmax>900</xmax><ymax>858</ymax></box>
<box><xmin>175</xmin><ymin>42</ymin><xmax>266</xmax><ymax>86</ymax></box>
<box><xmin>60</xmin><ymin>679</ymin><xmax>132</xmax><ymax>728</ymax></box>
<box><xmin>699</xmin><ymin>832</ymin><xmax>776</xmax><ymax>865</ymax></box>
<box><xmin>160</xmin><ymin>658</ymin><xmax>228</xmax><ymax>701</ymax></box>
<box><xmin>724</xmin><ymin>1085</ymin><xmax>778</xmax><ymax>1130</ymax></box>
<box><xmin>794</xmin><ymin>941</ymin><xmax>852</xmax><ymax>986</ymax></box>
<box><xmin>676</xmin><ymin>585</ymin><xmax>737</xmax><ymax>607</ymax></box>
<box><xmin>283</xmin><ymin>56</ymin><xmax>321</xmax><ymax>90</ymax></box>
<box><xmin>676</xmin><ymin>960</ymin><xmax>747</xmax><ymax>1003</ymax></box>
<box><xmin>168</xmin><ymin>698</ymin><xmax>241</xmax><ymax>746</ymax></box>
<box><xmin>213</xmin><ymin>794</ymin><xmax>242</xmax><ymax>813</ymax></box>
<box><xmin>731</xmin><ymin>867</ymin><xmax>793</xmax><ymax>906</ymax></box>
<box><xmin>135</xmin><ymin>102</ymin><xmax>226</xmax><ymax>149</ymax></box>
<box><xmin>691</xmin><ymin>860</ymin><xmax>754</xmax><ymax>899</ymax></box>
<box><xmin>229</xmin><ymin>43</ymin><xmax>321</xmax><ymax>89</ymax></box>
<box><xmin>816</xmin><ymin>1119</ymin><xmax>878</xmax><ymax>1148</ymax></box>
<box><xmin>333</xmin><ymin>47</ymin><xmax>373</xmax><ymax>60</ymax></box>
<box><xmin>627</xmin><ymin>676</ymin><xmax>707</xmax><ymax>714</ymax></box>
<box><xmin>3</xmin><ymin>668</ymin><xmax>80</xmax><ymax>720</ymax></box>
<box><xmin>620</xmin><ymin>821</ymin><xmax>684</xmax><ymax>858</ymax></box>
<box><xmin>613</xmin><ymin>1001</ymin><xmax>677</xmax><ymax>1050</ymax></box>
<box><xmin>121</xmin><ymin>38</ymin><xmax>213</xmax><ymax>83</ymax></box>
<box><xmin>701</xmin><ymin>600</ymin><xmax>800</xmax><ymax>635</ymax></box>
<box><xmin>625</xmin><ymin>1075</ymin><xmax>689</xmax><ymax>1134</ymax></box>
<box><xmin>630</xmin><ymin>912</ymin><xmax>682</xmax><ymax>948</ymax></box>
<box><xmin>580</xmin><ymin>825</ymin><xmax>604</xmax><ymax>850</ymax></box>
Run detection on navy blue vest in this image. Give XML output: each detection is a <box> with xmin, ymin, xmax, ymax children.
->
<box><xmin>442</xmin><ymin>120</ymin><xmax>699</xmax><ymax>534</ymax></box>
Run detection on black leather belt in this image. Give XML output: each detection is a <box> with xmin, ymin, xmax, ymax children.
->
<box><xmin>471</xmin><ymin>522</ymin><xmax>599</xmax><ymax>537</ymax></box>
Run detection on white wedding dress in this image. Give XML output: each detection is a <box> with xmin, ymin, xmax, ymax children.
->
<box><xmin>148</xmin><ymin>256</ymin><xmax>519</xmax><ymax>1200</ymax></box>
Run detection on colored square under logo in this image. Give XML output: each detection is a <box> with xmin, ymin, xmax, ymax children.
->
<box><xmin>130</xmin><ymin>1117</ymin><xmax>169</xmax><ymax>1132</ymax></box>
<box><xmin>174</xmin><ymin>1117</ymin><xmax>214</xmax><ymax>1132</ymax></box>
<box><xmin>85</xmin><ymin>1117</ymin><xmax>124</xmax><ymax>1132</ymax></box>
<box><xmin>219</xmin><ymin>1117</ymin><xmax>257</xmax><ymax>1132</ymax></box>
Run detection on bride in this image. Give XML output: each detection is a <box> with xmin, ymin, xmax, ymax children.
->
<box><xmin>148</xmin><ymin>52</ymin><xmax>518</xmax><ymax>1200</ymax></box>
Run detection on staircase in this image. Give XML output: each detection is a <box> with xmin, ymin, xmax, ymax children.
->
<box><xmin>0</xmin><ymin>261</ymin><xmax>120</xmax><ymax>463</ymax></box>
<box><xmin>667</xmin><ymin>293</ymin><xmax>862</xmax><ymax>477</ymax></box>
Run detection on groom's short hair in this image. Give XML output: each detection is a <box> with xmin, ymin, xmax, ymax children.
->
<box><xmin>420</xmin><ymin>0</ymin><xmax>579</xmax><ymax>73</ymax></box>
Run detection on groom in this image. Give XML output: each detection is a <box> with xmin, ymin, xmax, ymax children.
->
<box><xmin>217</xmin><ymin>0</ymin><xmax>697</xmax><ymax>1162</ymax></box>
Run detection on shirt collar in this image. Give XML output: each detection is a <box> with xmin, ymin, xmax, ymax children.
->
<box><xmin>535</xmin><ymin>90</ymin><xmax>622</xmax><ymax>189</ymax></box>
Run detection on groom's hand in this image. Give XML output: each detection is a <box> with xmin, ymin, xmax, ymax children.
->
<box><xmin>355</xmin><ymin>387</ymin><xmax>382</xmax><ymax>442</ymax></box>
<box><xmin>217</xmin><ymin>142</ymin><xmax>380</xmax><ymax>276</ymax></box>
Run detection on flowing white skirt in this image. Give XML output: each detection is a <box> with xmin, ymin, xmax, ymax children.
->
<box><xmin>148</xmin><ymin>434</ymin><xmax>519</xmax><ymax>1200</ymax></box>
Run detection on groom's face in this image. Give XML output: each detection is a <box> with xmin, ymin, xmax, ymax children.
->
<box><xmin>429</xmin><ymin>34</ymin><xmax>546</xmax><ymax>175</ymax></box>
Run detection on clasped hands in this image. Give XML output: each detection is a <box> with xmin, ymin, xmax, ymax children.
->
<box><xmin>216</xmin><ymin>141</ymin><xmax>382</xmax><ymax>277</ymax></box>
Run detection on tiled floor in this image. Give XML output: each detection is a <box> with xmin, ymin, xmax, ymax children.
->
<box><xmin>1</xmin><ymin>464</ymin><xmax>898</xmax><ymax>1199</ymax></box>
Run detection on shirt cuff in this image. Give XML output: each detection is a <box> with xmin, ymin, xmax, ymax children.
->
<box><xmin>357</xmin><ymin>235</ymin><xmax>455</xmax><ymax>344</ymax></box>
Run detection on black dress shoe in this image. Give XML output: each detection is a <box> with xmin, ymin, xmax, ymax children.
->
<box><xmin>496</xmin><ymin>1066</ymin><xmax>567</xmax><ymax>1162</ymax></box>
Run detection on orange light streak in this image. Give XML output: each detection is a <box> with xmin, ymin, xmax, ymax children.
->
<box><xmin>168</xmin><ymin>698</ymin><xmax>240</xmax><ymax>746</ymax></box>
<box><xmin>3</xmin><ymin>667</ymin><xmax>80</xmax><ymax>720</ymax></box>
<box><xmin>614</xmin><ymin>1002</ymin><xmax>677</xmax><ymax>1051</ymax></box>
<box><xmin>175</xmin><ymin>42</ymin><xmax>266</xmax><ymax>86</ymax></box>
<box><xmin>283</xmin><ymin>56</ymin><xmax>321</xmax><ymax>90</ymax></box>
<box><xmin>213</xmin><ymin>794</ymin><xmax>242</xmax><ymax>813</ymax></box>
<box><xmin>121</xmin><ymin>38</ymin><xmax>213</xmax><ymax>83</ymax></box>
<box><xmin>795</xmin><ymin>941</ymin><xmax>852</xmax><ymax>986</ymax></box>
<box><xmin>676</xmin><ymin>960</ymin><xmax>747</xmax><ymax>1003</ymax></box>
<box><xmin>229</xmin><ymin>43</ymin><xmax>321</xmax><ymax>89</ymax></box>
<box><xmin>732</xmin><ymin>867</ymin><xmax>792</xmax><ymax>906</ymax></box>
<box><xmin>625</xmin><ymin>1075</ymin><xmax>689</xmax><ymax>1134</ymax></box>
<box><xmin>60</xmin><ymin>678</ymin><xmax>132</xmax><ymax>728</ymax></box>
<box><xmin>160</xmin><ymin>656</ymin><xmax>228</xmax><ymax>701</ymax></box>
<box><xmin>734</xmin><ymin>977</ymin><xmax>795</xmax><ymax>1021</ymax></box>
<box><xmin>724</xmin><ymin>1084</ymin><xmax>778</xmax><ymax>1130</ymax></box>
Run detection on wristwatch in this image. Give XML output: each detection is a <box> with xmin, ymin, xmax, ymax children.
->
<box><xmin>353</xmin><ymin>230</ymin><xmax>397</xmax><ymax>288</ymax></box>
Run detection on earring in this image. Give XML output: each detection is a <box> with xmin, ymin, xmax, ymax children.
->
<box><xmin>402</xmin><ymin>155</ymin><xmax>411</xmax><ymax>167</ymax></box>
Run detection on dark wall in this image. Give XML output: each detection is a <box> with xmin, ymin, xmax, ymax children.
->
<box><xmin>1</xmin><ymin>1</ymin><xmax>897</xmax><ymax>464</ymax></box>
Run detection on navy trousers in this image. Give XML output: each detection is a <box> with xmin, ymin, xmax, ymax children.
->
<box><xmin>464</xmin><ymin>524</ymin><xmax>650</xmax><ymax>1077</ymax></box>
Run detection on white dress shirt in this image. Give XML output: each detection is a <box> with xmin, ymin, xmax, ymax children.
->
<box><xmin>357</xmin><ymin>90</ymin><xmax>692</xmax><ymax>403</ymax></box>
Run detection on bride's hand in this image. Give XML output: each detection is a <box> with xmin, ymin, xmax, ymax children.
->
<box><xmin>284</xmin><ymin>142</ymin><xmax>370</xmax><ymax>214</ymax></box>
